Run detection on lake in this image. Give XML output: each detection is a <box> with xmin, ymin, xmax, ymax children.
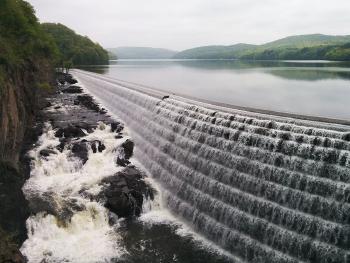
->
<box><xmin>79</xmin><ymin>59</ymin><xmax>350</xmax><ymax>121</ymax></box>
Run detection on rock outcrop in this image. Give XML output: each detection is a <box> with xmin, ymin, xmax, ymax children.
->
<box><xmin>101</xmin><ymin>167</ymin><xmax>154</xmax><ymax>218</ymax></box>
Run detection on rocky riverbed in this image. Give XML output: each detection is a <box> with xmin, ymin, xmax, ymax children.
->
<box><xmin>17</xmin><ymin>72</ymin><xmax>154</xmax><ymax>262</ymax></box>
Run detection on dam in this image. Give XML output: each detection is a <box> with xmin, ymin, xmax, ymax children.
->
<box><xmin>72</xmin><ymin>69</ymin><xmax>350</xmax><ymax>263</ymax></box>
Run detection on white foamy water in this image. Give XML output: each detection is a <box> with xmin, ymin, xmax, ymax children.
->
<box><xmin>21</xmin><ymin>122</ymin><xmax>127</xmax><ymax>262</ymax></box>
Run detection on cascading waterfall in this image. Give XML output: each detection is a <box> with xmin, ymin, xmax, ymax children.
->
<box><xmin>73</xmin><ymin>69</ymin><xmax>350</xmax><ymax>263</ymax></box>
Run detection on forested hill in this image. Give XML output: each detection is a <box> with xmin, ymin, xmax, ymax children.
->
<box><xmin>108</xmin><ymin>47</ymin><xmax>177</xmax><ymax>59</ymax></box>
<box><xmin>42</xmin><ymin>23</ymin><xmax>109</xmax><ymax>65</ymax></box>
<box><xmin>174</xmin><ymin>34</ymin><xmax>350</xmax><ymax>60</ymax></box>
<box><xmin>173</xmin><ymin>44</ymin><xmax>255</xmax><ymax>59</ymax></box>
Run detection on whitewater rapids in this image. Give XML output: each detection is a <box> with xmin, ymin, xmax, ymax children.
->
<box><xmin>20</xmin><ymin>123</ymin><xmax>127</xmax><ymax>262</ymax></box>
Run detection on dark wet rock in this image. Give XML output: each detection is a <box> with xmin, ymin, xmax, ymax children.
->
<box><xmin>55</xmin><ymin>125</ymin><xmax>86</xmax><ymax>138</ymax></box>
<box><xmin>90</xmin><ymin>140</ymin><xmax>106</xmax><ymax>153</ymax></box>
<box><xmin>71</xmin><ymin>142</ymin><xmax>89</xmax><ymax>164</ymax></box>
<box><xmin>57</xmin><ymin>73</ymin><xmax>78</xmax><ymax>85</ymax></box>
<box><xmin>116</xmin><ymin>157</ymin><xmax>130</xmax><ymax>167</ymax></box>
<box><xmin>54</xmin><ymin>106</ymin><xmax>61</xmax><ymax>110</ymax></box>
<box><xmin>0</xmin><ymin>227</ymin><xmax>26</xmax><ymax>263</ymax></box>
<box><xmin>101</xmin><ymin>167</ymin><xmax>154</xmax><ymax>218</ymax></box>
<box><xmin>39</xmin><ymin>149</ymin><xmax>56</xmax><ymax>157</ymax></box>
<box><xmin>74</xmin><ymin>95</ymin><xmax>103</xmax><ymax>113</ymax></box>
<box><xmin>0</xmin><ymin>163</ymin><xmax>29</xmax><ymax>248</ymax></box>
<box><xmin>121</xmin><ymin>139</ymin><xmax>134</xmax><ymax>159</ymax></box>
<box><xmin>62</xmin><ymin>85</ymin><xmax>83</xmax><ymax>94</ymax></box>
<box><xmin>115</xmin><ymin>135</ymin><xmax>123</xmax><ymax>139</ymax></box>
<box><xmin>71</xmin><ymin>140</ymin><xmax>106</xmax><ymax>163</ymax></box>
<box><xmin>56</xmin><ymin>139</ymin><xmax>67</xmax><ymax>152</ymax></box>
<box><xmin>66</xmin><ymin>77</ymin><xmax>78</xmax><ymax>85</ymax></box>
<box><xmin>74</xmin><ymin>122</ymin><xmax>95</xmax><ymax>133</ymax></box>
<box><xmin>162</xmin><ymin>95</ymin><xmax>169</xmax><ymax>100</ymax></box>
<box><xmin>111</xmin><ymin>122</ymin><xmax>123</xmax><ymax>133</ymax></box>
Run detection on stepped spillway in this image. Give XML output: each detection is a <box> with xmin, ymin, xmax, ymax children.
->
<box><xmin>73</xmin><ymin>69</ymin><xmax>350</xmax><ymax>263</ymax></box>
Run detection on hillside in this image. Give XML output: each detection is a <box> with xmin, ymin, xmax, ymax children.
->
<box><xmin>173</xmin><ymin>44</ymin><xmax>255</xmax><ymax>59</ymax></box>
<box><xmin>174</xmin><ymin>34</ymin><xmax>350</xmax><ymax>60</ymax></box>
<box><xmin>42</xmin><ymin>23</ymin><xmax>109</xmax><ymax>65</ymax></box>
<box><xmin>261</xmin><ymin>34</ymin><xmax>350</xmax><ymax>49</ymax></box>
<box><xmin>108</xmin><ymin>47</ymin><xmax>177</xmax><ymax>59</ymax></box>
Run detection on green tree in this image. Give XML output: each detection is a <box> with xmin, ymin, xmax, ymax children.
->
<box><xmin>41</xmin><ymin>23</ymin><xmax>109</xmax><ymax>66</ymax></box>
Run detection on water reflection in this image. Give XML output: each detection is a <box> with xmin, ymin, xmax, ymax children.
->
<box><xmin>79</xmin><ymin>60</ymin><xmax>350</xmax><ymax>81</ymax></box>
<box><xmin>77</xmin><ymin>59</ymin><xmax>350</xmax><ymax>120</ymax></box>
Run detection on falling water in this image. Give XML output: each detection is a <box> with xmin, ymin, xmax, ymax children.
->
<box><xmin>73</xmin><ymin>69</ymin><xmax>350</xmax><ymax>263</ymax></box>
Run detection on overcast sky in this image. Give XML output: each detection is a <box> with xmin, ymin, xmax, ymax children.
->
<box><xmin>28</xmin><ymin>0</ymin><xmax>350</xmax><ymax>50</ymax></box>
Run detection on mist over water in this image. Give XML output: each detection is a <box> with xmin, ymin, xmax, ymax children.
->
<box><xmin>79</xmin><ymin>59</ymin><xmax>350</xmax><ymax>121</ymax></box>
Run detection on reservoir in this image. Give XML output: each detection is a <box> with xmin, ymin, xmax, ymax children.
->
<box><xmin>80</xmin><ymin>59</ymin><xmax>350</xmax><ymax>122</ymax></box>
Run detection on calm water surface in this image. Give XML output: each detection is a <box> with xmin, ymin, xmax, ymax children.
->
<box><xmin>81</xmin><ymin>59</ymin><xmax>350</xmax><ymax>121</ymax></box>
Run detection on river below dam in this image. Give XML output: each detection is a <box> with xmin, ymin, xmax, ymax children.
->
<box><xmin>79</xmin><ymin>59</ymin><xmax>350</xmax><ymax>122</ymax></box>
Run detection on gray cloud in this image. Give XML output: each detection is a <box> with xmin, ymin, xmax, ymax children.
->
<box><xmin>27</xmin><ymin>0</ymin><xmax>350</xmax><ymax>50</ymax></box>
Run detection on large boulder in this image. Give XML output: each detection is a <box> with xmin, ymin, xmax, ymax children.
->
<box><xmin>101</xmin><ymin>167</ymin><xmax>153</xmax><ymax>218</ymax></box>
<box><xmin>71</xmin><ymin>141</ymin><xmax>89</xmax><ymax>164</ymax></box>
<box><xmin>111</xmin><ymin>122</ymin><xmax>123</xmax><ymax>133</ymax></box>
<box><xmin>71</xmin><ymin>140</ymin><xmax>106</xmax><ymax>164</ymax></box>
<box><xmin>55</xmin><ymin>125</ymin><xmax>86</xmax><ymax>138</ymax></box>
<box><xmin>121</xmin><ymin>139</ymin><xmax>134</xmax><ymax>159</ymax></box>
<box><xmin>61</xmin><ymin>85</ymin><xmax>83</xmax><ymax>94</ymax></box>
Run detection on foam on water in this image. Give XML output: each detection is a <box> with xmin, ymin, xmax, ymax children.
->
<box><xmin>21</xmin><ymin>205</ymin><xmax>122</xmax><ymax>263</ymax></box>
<box><xmin>21</xmin><ymin>122</ymin><xmax>127</xmax><ymax>262</ymax></box>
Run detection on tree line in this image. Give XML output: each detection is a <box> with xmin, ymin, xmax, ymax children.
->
<box><xmin>0</xmin><ymin>0</ymin><xmax>109</xmax><ymax>86</ymax></box>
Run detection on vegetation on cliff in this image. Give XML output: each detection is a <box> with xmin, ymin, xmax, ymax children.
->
<box><xmin>42</xmin><ymin>23</ymin><xmax>109</xmax><ymax>66</ymax></box>
<box><xmin>0</xmin><ymin>0</ymin><xmax>57</xmax><ymax>162</ymax></box>
<box><xmin>174</xmin><ymin>34</ymin><xmax>350</xmax><ymax>60</ymax></box>
<box><xmin>0</xmin><ymin>0</ymin><xmax>58</xmax><ymax>88</ymax></box>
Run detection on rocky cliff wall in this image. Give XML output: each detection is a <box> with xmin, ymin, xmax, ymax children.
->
<box><xmin>0</xmin><ymin>60</ymin><xmax>54</xmax><ymax>263</ymax></box>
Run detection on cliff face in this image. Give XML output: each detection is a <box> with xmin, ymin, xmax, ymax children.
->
<box><xmin>0</xmin><ymin>61</ymin><xmax>52</xmax><ymax>168</ymax></box>
<box><xmin>0</xmin><ymin>60</ymin><xmax>54</xmax><ymax>249</ymax></box>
